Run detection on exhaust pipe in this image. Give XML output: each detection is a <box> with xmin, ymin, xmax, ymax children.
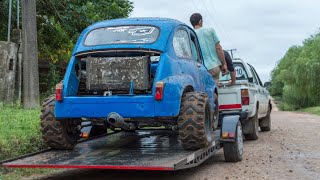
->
<box><xmin>107</xmin><ymin>112</ymin><xmax>135</xmax><ymax>130</ymax></box>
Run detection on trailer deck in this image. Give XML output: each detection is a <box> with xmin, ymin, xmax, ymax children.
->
<box><xmin>1</xmin><ymin>130</ymin><xmax>221</xmax><ymax>171</ymax></box>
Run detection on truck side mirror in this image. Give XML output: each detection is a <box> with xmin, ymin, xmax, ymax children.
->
<box><xmin>264</xmin><ymin>82</ymin><xmax>271</xmax><ymax>88</ymax></box>
<box><xmin>248</xmin><ymin>77</ymin><xmax>254</xmax><ymax>83</ymax></box>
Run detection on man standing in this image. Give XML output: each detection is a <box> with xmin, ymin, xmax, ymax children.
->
<box><xmin>190</xmin><ymin>13</ymin><xmax>227</xmax><ymax>86</ymax></box>
<box><xmin>224</xmin><ymin>50</ymin><xmax>236</xmax><ymax>85</ymax></box>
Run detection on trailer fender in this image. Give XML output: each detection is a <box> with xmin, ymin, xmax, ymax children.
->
<box><xmin>220</xmin><ymin>115</ymin><xmax>240</xmax><ymax>143</ymax></box>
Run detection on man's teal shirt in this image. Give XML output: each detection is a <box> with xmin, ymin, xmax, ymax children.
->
<box><xmin>195</xmin><ymin>27</ymin><xmax>221</xmax><ymax>70</ymax></box>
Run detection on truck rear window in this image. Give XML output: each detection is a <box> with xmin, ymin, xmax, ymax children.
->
<box><xmin>220</xmin><ymin>63</ymin><xmax>248</xmax><ymax>81</ymax></box>
<box><xmin>84</xmin><ymin>26</ymin><xmax>160</xmax><ymax>46</ymax></box>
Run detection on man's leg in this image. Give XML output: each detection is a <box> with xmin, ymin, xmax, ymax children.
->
<box><xmin>230</xmin><ymin>71</ymin><xmax>236</xmax><ymax>85</ymax></box>
<box><xmin>209</xmin><ymin>67</ymin><xmax>221</xmax><ymax>87</ymax></box>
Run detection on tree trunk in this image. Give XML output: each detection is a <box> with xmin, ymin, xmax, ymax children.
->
<box><xmin>22</xmin><ymin>0</ymin><xmax>40</xmax><ymax>109</ymax></box>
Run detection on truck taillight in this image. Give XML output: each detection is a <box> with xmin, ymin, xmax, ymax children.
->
<box><xmin>55</xmin><ymin>83</ymin><xmax>63</xmax><ymax>102</ymax></box>
<box><xmin>155</xmin><ymin>82</ymin><xmax>165</xmax><ymax>101</ymax></box>
<box><xmin>241</xmin><ymin>89</ymin><xmax>249</xmax><ymax>105</ymax></box>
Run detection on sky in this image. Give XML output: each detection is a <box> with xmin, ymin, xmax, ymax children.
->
<box><xmin>130</xmin><ymin>0</ymin><xmax>320</xmax><ymax>83</ymax></box>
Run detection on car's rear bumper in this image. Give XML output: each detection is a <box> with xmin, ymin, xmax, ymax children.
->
<box><xmin>55</xmin><ymin>96</ymin><xmax>180</xmax><ymax>119</ymax></box>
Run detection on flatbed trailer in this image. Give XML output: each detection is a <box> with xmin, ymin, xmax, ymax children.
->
<box><xmin>1</xmin><ymin>116</ymin><xmax>243</xmax><ymax>171</ymax></box>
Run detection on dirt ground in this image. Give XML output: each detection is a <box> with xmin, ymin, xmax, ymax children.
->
<box><xmin>25</xmin><ymin>107</ymin><xmax>320</xmax><ymax>180</ymax></box>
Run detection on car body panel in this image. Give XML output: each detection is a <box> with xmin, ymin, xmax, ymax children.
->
<box><xmin>55</xmin><ymin>18</ymin><xmax>217</xmax><ymax>120</ymax></box>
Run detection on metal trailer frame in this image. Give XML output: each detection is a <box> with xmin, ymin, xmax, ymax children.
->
<box><xmin>1</xmin><ymin>116</ymin><xmax>241</xmax><ymax>171</ymax></box>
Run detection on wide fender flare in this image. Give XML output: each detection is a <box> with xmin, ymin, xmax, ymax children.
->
<box><xmin>220</xmin><ymin>115</ymin><xmax>241</xmax><ymax>142</ymax></box>
<box><xmin>161</xmin><ymin>75</ymin><xmax>196</xmax><ymax>101</ymax></box>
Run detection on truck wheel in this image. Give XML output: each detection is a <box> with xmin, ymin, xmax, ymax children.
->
<box><xmin>260</xmin><ymin>105</ymin><xmax>271</xmax><ymax>132</ymax></box>
<box><xmin>40</xmin><ymin>95</ymin><xmax>81</xmax><ymax>150</ymax></box>
<box><xmin>223</xmin><ymin>122</ymin><xmax>243</xmax><ymax>162</ymax></box>
<box><xmin>178</xmin><ymin>92</ymin><xmax>213</xmax><ymax>150</ymax></box>
<box><xmin>244</xmin><ymin>108</ymin><xmax>259</xmax><ymax>140</ymax></box>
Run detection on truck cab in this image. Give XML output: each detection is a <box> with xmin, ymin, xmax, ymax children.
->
<box><xmin>218</xmin><ymin>59</ymin><xmax>272</xmax><ymax>140</ymax></box>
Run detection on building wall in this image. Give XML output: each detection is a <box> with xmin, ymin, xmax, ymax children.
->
<box><xmin>0</xmin><ymin>41</ymin><xmax>18</xmax><ymax>103</ymax></box>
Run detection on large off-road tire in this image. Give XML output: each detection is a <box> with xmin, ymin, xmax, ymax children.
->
<box><xmin>244</xmin><ymin>107</ymin><xmax>259</xmax><ymax>140</ymax></box>
<box><xmin>40</xmin><ymin>95</ymin><xmax>81</xmax><ymax>150</ymax></box>
<box><xmin>178</xmin><ymin>92</ymin><xmax>213</xmax><ymax>150</ymax></box>
<box><xmin>260</xmin><ymin>104</ymin><xmax>271</xmax><ymax>132</ymax></box>
<box><xmin>223</xmin><ymin>122</ymin><xmax>244</xmax><ymax>162</ymax></box>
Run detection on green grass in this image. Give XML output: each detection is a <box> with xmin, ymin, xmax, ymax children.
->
<box><xmin>272</xmin><ymin>96</ymin><xmax>298</xmax><ymax>111</ymax></box>
<box><xmin>278</xmin><ymin>102</ymin><xmax>297</xmax><ymax>111</ymax></box>
<box><xmin>0</xmin><ymin>104</ymin><xmax>52</xmax><ymax>179</ymax></box>
<box><xmin>0</xmin><ymin>168</ymin><xmax>52</xmax><ymax>180</ymax></box>
<box><xmin>0</xmin><ymin>105</ymin><xmax>43</xmax><ymax>161</ymax></box>
<box><xmin>300</xmin><ymin>106</ymin><xmax>320</xmax><ymax>116</ymax></box>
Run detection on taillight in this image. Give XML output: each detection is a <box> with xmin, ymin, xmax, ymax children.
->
<box><xmin>55</xmin><ymin>83</ymin><xmax>63</xmax><ymax>102</ymax></box>
<box><xmin>241</xmin><ymin>89</ymin><xmax>249</xmax><ymax>105</ymax></box>
<box><xmin>221</xmin><ymin>132</ymin><xmax>235</xmax><ymax>139</ymax></box>
<box><xmin>155</xmin><ymin>81</ymin><xmax>165</xmax><ymax>101</ymax></box>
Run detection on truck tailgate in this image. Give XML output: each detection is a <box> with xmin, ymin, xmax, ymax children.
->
<box><xmin>218</xmin><ymin>85</ymin><xmax>242</xmax><ymax>110</ymax></box>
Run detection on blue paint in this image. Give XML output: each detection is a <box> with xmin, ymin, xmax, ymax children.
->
<box><xmin>129</xmin><ymin>81</ymin><xmax>135</xmax><ymax>95</ymax></box>
<box><xmin>55</xmin><ymin>18</ymin><xmax>217</xmax><ymax>119</ymax></box>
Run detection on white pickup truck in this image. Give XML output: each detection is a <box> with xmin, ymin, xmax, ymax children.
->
<box><xmin>218</xmin><ymin>59</ymin><xmax>272</xmax><ymax>140</ymax></box>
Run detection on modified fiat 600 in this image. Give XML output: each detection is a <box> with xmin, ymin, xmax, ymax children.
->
<box><xmin>41</xmin><ymin>18</ymin><xmax>219</xmax><ymax>150</ymax></box>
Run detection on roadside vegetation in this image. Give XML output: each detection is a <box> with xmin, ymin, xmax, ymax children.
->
<box><xmin>0</xmin><ymin>104</ymin><xmax>43</xmax><ymax>161</ymax></box>
<box><xmin>0</xmin><ymin>104</ymin><xmax>51</xmax><ymax>179</ymax></box>
<box><xmin>270</xmin><ymin>31</ymin><xmax>320</xmax><ymax>114</ymax></box>
<box><xmin>300</xmin><ymin>107</ymin><xmax>320</xmax><ymax>116</ymax></box>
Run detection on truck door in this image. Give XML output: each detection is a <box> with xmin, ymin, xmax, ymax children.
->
<box><xmin>251</xmin><ymin>66</ymin><xmax>268</xmax><ymax>115</ymax></box>
<box><xmin>248</xmin><ymin>65</ymin><xmax>266</xmax><ymax>117</ymax></box>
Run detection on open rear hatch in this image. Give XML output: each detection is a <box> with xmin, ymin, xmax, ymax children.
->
<box><xmin>76</xmin><ymin>51</ymin><xmax>160</xmax><ymax>96</ymax></box>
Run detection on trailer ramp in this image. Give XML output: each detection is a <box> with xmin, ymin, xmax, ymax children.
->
<box><xmin>1</xmin><ymin>130</ymin><xmax>221</xmax><ymax>171</ymax></box>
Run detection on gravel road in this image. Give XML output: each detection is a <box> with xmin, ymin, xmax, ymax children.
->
<box><xmin>28</xmin><ymin>109</ymin><xmax>320</xmax><ymax>180</ymax></box>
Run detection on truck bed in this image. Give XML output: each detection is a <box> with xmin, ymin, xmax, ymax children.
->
<box><xmin>1</xmin><ymin>130</ymin><xmax>221</xmax><ymax>171</ymax></box>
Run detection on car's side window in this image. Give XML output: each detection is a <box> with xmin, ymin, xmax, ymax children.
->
<box><xmin>251</xmin><ymin>66</ymin><xmax>263</xmax><ymax>86</ymax></box>
<box><xmin>190</xmin><ymin>33</ymin><xmax>201</xmax><ymax>63</ymax></box>
<box><xmin>173</xmin><ymin>29</ymin><xmax>192</xmax><ymax>59</ymax></box>
<box><xmin>248</xmin><ymin>65</ymin><xmax>259</xmax><ymax>85</ymax></box>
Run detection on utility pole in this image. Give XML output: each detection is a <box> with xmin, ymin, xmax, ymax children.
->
<box><xmin>7</xmin><ymin>0</ymin><xmax>12</xmax><ymax>42</ymax></box>
<box><xmin>22</xmin><ymin>0</ymin><xmax>40</xmax><ymax>108</ymax></box>
<box><xmin>226</xmin><ymin>49</ymin><xmax>237</xmax><ymax>59</ymax></box>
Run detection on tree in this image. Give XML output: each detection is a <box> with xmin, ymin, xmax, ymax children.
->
<box><xmin>36</xmin><ymin>0</ymin><xmax>134</xmax><ymax>63</ymax></box>
<box><xmin>1</xmin><ymin>0</ymin><xmax>133</xmax><ymax>62</ymax></box>
<box><xmin>270</xmin><ymin>31</ymin><xmax>320</xmax><ymax>109</ymax></box>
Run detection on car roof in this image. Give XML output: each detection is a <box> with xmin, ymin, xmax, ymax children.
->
<box><xmin>91</xmin><ymin>17</ymin><xmax>184</xmax><ymax>28</ymax></box>
<box><xmin>73</xmin><ymin>18</ymin><xmax>188</xmax><ymax>55</ymax></box>
<box><xmin>233</xmin><ymin>58</ymin><xmax>246</xmax><ymax>64</ymax></box>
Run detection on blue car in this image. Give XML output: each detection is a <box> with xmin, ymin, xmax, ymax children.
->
<box><xmin>41</xmin><ymin>18</ymin><xmax>219</xmax><ymax>150</ymax></box>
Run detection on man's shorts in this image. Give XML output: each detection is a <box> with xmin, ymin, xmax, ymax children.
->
<box><xmin>226</xmin><ymin>60</ymin><xmax>235</xmax><ymax>72</ymax></box>
<box><xmin>208</xmin><ymin>67</ymin><xmax>221</xmax><ymax>80</ymax></box>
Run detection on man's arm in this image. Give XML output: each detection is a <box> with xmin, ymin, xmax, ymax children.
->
<box><xmin>216</xmin><ymin>42</ymin><xmax>227</xmax><ymax>75</ymax></box>
<box><xmin>223</xmin><ymin>50</ymin><xmax>236</xmax><ymax>84</ymax></box>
